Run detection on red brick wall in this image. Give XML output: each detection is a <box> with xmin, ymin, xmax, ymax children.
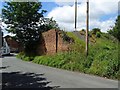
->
<box><xmin>5</xmin><ymin>29</ymin><xmax>70</xmax><ymax>54</ymax></box>
<box><xmin>42</xmin><ymin>29</ymin><xmax>57</xmax><ymax>54</ymax></box>
<box><xmin>37</xmin><ymin>29</ymin><xmax>69</xmax><ymax>55</ymax></box>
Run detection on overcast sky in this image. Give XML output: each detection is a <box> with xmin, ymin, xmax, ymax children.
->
<box><xmin>0</xmin><ymin>0</ymin><xmax>119</xmax><ymax>36</ymax></box>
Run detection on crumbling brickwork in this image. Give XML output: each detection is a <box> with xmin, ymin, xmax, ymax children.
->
<box><xmin>37</xmin><ymin>29</ymin><xmax>69</xmax><ymax>55</ymax></box>
<box><xmin>5</xmin><ymin>29</ymin><xmax>70</xmax><ymax>55</ymax></box>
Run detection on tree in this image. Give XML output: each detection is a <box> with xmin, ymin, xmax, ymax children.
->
<box><xmin>2</xmin><ymin>2</ymin><xmax>47</xmax><ymax>55</ymax></box>
<box><xmin>108</xmin><ymin>15</ymin><xmax>120</xmax><ymax>41</ymax></box>
<box><xmin>40</xmin><ymin>17</ymin><xmax>59</xmax><ymax>32</ymax></box>
<box><xmin>91</xmin><ymin>28</ymin><xmax>101</xmax><ymax>35</ymax></box>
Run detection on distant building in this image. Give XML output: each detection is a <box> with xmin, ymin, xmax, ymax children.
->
<box><xmin>4</xmin><ymin>35</ymin><xmax>23</xmax><ymax>53</ymax></box>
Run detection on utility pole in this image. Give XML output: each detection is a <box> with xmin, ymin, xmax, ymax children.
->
<box><xmin>0</xmin><ymin>19</ymin><xmax>2</xmax><ymax>49</ymax></box>
<box><xmin>75</xmin><ymin>0</ymin><xmax>77</xmax><ymax>31</ymax></box>
<box><xmin>0</xmin><ymin>30</ymin><xmax>1</xmax><ymax>57</ymax></box>
<box><xmin>0</xmin><ymin>21</ymin><xmax>3</xmax><ymax>57</ymax></box>
<box><xmin>86</xmin><ymin>0</ymin><xmax>89</xmax><ymax>56</ymax></box>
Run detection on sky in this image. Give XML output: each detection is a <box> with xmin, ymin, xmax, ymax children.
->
<box><xmin>0</xmin><ymin>0</ymin><xmax>119</xmax><ymax>36</ymax></box>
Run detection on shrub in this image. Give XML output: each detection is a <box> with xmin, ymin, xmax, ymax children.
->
<box><xmin>17</xmin><ymin>52</ymin><xmax>34</xmax><ymax>61</ymax></box>
<box><xmin>83</xmin><ymin>55</ymin><xmax>94</xmax><ymax>68</ymax></box>
<box><xmin>16</xmin><ymin>52</ymin><xmax>26</xmax><ymax>60</ymax></box>
<box><xmin>60</xmin><ymin>31</ymin><xmax>74</xmax><ymax>43</ymax></box>
<box><xmin>96</xmin><ymin>32</ymin><xmax>101</xmax><ymax>38</ymax></box>
<box><xmin>92</xmin><ymin>28</ymin><xmax>101</xmax><ymax>35</ymax></box>
<box><xmin>23</xmin><ymin>56</ymin><xmax>30</xmax><ymax>61</ymax></box>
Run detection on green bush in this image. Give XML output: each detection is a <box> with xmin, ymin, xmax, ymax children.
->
<box><xmin>92</xmin><ymin>28</ymin><xmax>101</xmax><ymax>35</ymax></box>
<box><xmin>23</xmin><ymin>56</ymin><xmax>30</xmax><ymax>61</ymax></box>
<box><xmin>16</xmin><ymin>52</ymin><xmax>24</xmax><ymax>58</ymax></box>
<box><xmin>84</xmin><ymin>56</ymin><xmax>94</xmax><ymax>68</ymax></box>
<box><xmin>17</xmin><ymin>52</ymin><xmax>34</xmax><ymax>61</ymax></box>
<box><xmin>96</xmin><ymin>32</ymin><xmax>101</xmax><ymax>38</ymax></box>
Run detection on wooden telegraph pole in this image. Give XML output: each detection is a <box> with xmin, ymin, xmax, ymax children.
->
<box><xmin>75</xmin><ymin>0</ymin><xmax>77</xmax><ymax>31</ymax></box>
<box><xmin>86</xmin><ymin>0</ymin><xmax>89</xmax><ymax>56</ymax></box>
<box><xmin>0</xmin><ymin>19</ymin><xmax>2</xmax><ymax>49</ymax></box>
<box><xmin>0</xmin><ymin>30</ymin><xmax>1</xmax><ymax>57</ymax></box>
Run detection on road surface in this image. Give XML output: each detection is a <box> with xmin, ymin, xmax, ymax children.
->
<box><xmin>0</xmin><ymin>55</ymin><xmax>119</xmax><ymax>89</ymax></box>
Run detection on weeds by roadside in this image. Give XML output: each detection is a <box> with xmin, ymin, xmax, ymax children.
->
<box><xmin>17</xmin><ymin>32</ymin><xmax>119</xmax><ymax>80</ymax></box>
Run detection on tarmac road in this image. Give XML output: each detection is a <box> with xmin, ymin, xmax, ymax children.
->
<box><xmin>0</xmin><ymin>55</ymin><xmax>119</xmax><ymax>89</ymax></box>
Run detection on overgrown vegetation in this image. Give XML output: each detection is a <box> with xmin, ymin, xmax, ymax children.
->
<box><xmin>17</xmin><ymin>32</ymin><xmax>119</xmax><ymax>80</ymax></box>
<box><xmin>4</xmin><ymin>0</ymin><xmax>119</xmax><ymax>80</ymax></box>
<box><xmin>60</xmin><ymin>31</ymin><xmax>74</xmax><ymax>43</ymax></box>
<box><xmin>66</xmin><ymin>32</ymin><xmax>85</xmax><ymax>52</ymax></box>
<box><xmin>108</xmin><ymin>15</ymin><xmax>120</xmax><ymax>41</ymax></box>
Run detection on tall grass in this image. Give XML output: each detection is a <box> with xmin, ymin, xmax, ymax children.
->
<box><xmin>17</xmin><ymin>33</ymin><xmax>119</xmax><ymax>79</ymax></box>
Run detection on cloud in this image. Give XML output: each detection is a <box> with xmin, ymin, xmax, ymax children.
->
<box><xmin>47</xmin><ymin>0</ymin><xmax>118</xmax><ymax>32</ymax></box>
<box><xmin>54</xmin><ymin>0</ymin><xmax>119</xmax><ymax>6</ymax></box>
<box><xmin>89</xmin><ymin>18</ymin><xmax>116</xmax><ymax>32</ymax></box>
